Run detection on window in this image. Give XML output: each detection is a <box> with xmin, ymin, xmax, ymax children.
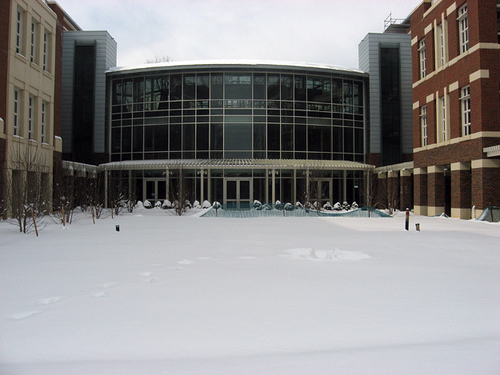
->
<box><xmin>436</xmin><ymin>22</ymin><xmax>447</xmax><ymax>68</ymax></box>
<box><xmin>16</xmin><ymin>8</ymin><xmax>24</xmax><ymax>54</ymax></box>
<box><xmin>43</xmin><ymin>30</ymin><xmax>49</xmax><ymax>71</ymax></box>
<box><xmin>420</xmin><ymin>105</ymin><xmax>428</xmax><ymax>146</ymax></box>
<box><xmin>28</xmin><ymin>95</ymin><xmax>34</xmax><ymax>140</ymax></box>
<box><xmin>461</xmin><ymin>86</ymin><xmax>471</xmax><ymax>136</ymax></box>
<box><xmin>458</xmin><ymin>4</ymin><xmax>469</xmax><ymax>53</ymax></box>
<box><xmin>419</xmin><ymin>39</ymin><xmax>426</xmax><ymax>79</ymax></box>
<box><xmin>30</xmin><ymin>21</ymin><xmax>38</xmax><ymax>63</ymax></box>
<box><xmin>438</xmin><ymin>95</ymin><xmax>449</xmax><ymax>142</ymax></box>
<box><xmin>13</xmin><ymin>89</ymin><xmax>20</xmax><ymax>136</ymax></box>
<box><xmin>41</xmin><ymin>101</ymin><xmax>47</xmax><ymax>143</ymax></box>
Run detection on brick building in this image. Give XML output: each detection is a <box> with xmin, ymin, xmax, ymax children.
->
<box><xmin>409</xmin><ymin>0</ymin><xmax>500</xmax><ymax>218</ymax></box>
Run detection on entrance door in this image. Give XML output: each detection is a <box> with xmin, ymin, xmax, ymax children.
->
<box><xmin>311</xmin><ymin>179</ymin><xmax>332</xmax><ymax>206</ymax></box>
<box><xmin>224</xmin><ymin>178</ymin><xmax>252</xmax><ymax>209</ymax></box>
<box><xmin>143</xmin><ymin>179</ymin><xmax>166</xmax><ymax>203</ymax></box>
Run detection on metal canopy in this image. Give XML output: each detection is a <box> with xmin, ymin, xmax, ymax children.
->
<box><xmin>99</xmin><ymin>159</ymin><xmax>375</xmax><ymax>171</ymax></box>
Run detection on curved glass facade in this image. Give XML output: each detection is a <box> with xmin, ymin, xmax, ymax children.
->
<box><xmin>106</xmin><ymin>62</ymin><xmax>369</xmax><ymax>207</ymax></box>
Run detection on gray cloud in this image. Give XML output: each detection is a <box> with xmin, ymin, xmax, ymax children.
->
<box><xmin>57</xmin><ymin>0</ymin><xmax>417</xmax><ymax>68</ymax></box>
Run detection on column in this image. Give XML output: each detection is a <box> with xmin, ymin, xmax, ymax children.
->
<box><xmin>427</xmin><ymin>165</ymin><xmax>445</xmax><ymax>216</ymax></box>
<box><xmin>376</xmin><ymin>172</ymin><xmax>387</xmax><ymax>209</ymax></box>
<box><xmin>400</xmin><ymin>169</ymin><xmax>413</xmax><ymax>211</ymax></box>
<box><xmin>451</xmin><ymin>162</ymin><xmax>471</xmax><ymax>219</ymax></box>
<box><xmin>471</xmin><ymin>159</ymin><xmax>500</xmax><ymax>218</ymax></box>
<box><xmin>414</xmin><ymin>167</ymin><xmax>428</xmax><ymax>216</ymax></box>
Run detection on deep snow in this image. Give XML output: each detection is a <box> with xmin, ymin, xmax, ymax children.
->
<box><xmin>1</xmin><ymin>208</ymin><xmax>499</xmax><ymax>374</ymax></box>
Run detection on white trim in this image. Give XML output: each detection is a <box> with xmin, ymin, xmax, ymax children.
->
<box><xmin>470</xmin><ymin>69</ymin><xmax>490</xmax><ymax>82</ymax></box>
<box><xmin>471</xmin><ymin>159</ymin><xmax>500</xmax><ymax>169</ymax></box>
<box><xmin>448</xmin><ymin>81</ymin><xmax>459</xmax><ymax>92</ymax></box>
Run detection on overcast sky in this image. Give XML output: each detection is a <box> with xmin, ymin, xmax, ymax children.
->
<box><xmin>56</xmin><ymin>0</ymin><xmax>418</xmax><ymax>69</ymax></box>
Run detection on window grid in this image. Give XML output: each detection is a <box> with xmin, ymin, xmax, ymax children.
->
<box><xmin>110</xmin><ymin>72</ymin><xmax>366</xmax><ymax>163</ymax></box>
<box><xmin>13</xmin><ymin>89</ymin><xmax>20</xmax><ymax>136</ymax></box>
<box><xmin>419</xmin><ymin>39</ymin><xmax>426</xmax><ymax>79</ymax></box>
<box><xmin>440</xmin><ymin>96</ymin><xmax>448</xmax><ymax>142</ymax></box>
<box><xmin>437</xmin><ymin>23</ymin><xmax>446</xmax><ymax>68</ymax></box>
<box><xmin>420</xmin><ymin>105</ymin><xmax>428</xmax><ymax>146</ymax></box>
<box><xmin>41</xmin><ymin>101</ymin><xmax>47</xmax><ymax>143</ymax></box>
<box><xmin>461</xmin><ymin>86</ymin><xmax>471</xmax><ymax>136</ymax></box>
<box><xmin>458</xmin><ymin>4</ymin><xmax>469</xmax><ymax>53</ymax></box>
<box><xmin>28</xmin><ymin>95</ymin><xmax>34</xmax><ymax>140</ymax></box>
<box><xmin>16</xmin><ymin>9</ymin><xmax>23</xmax><ymax>54</ymax></box>
<box><xmin>30</xmin><ymin>21</ymin><xmax>37</xmax><ymax>63</ymax></box>
<box><xmin>43</xmin><ymin>31</ymin><xmax>48</xmax><ymax>70</ymax></box>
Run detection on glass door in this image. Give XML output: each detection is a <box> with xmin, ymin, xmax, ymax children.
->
<box><xmin>143</xmin><ymin>179</ymin><xmax>166</xmax><ymax>203</ymax></box>
<box><xmin>224</xmin><ymin>178</ymin><xmax>252</xmax><ymax>209</ymax></box>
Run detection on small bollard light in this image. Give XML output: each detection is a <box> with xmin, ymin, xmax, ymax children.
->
<box><xmin>415</xmin><ymin>223</ymin><xmax>420</xmax><ymax>231</ymax></box>
<box><xmin>116</xmin><ymin>225</ymin><xmax>120</xmax><ymax>232</ymax></box>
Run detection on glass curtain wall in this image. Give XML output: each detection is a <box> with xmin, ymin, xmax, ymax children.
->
<box><xmin>110</xmin><ymin>69</ymin><xmax>365</xmax><ymax>163</ymax></box>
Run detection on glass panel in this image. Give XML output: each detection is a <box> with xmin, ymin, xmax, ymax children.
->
<box><xmin>240</xmin><ymin>180</ymin><xmax>250</xmax><ymax>200</ymax></box>
<box><xmin>332</xmin><ymin>79</ymin><xmax>342</xmax><ymax>103</ymax></box>
<box><xmin>307</xmin><ymin>77</ymin><xmax>331</xmax><ymax>103</ymax></box>
<box><xmin>267</xmin><ymin>75</ymin><xmax>280</xmax><ymax>100</ymax></box>
<box><xmin>146</xmin><ymin>181</ymin><xmax>155</xmax><ymax>200</ymax></box>
<box><xmin>253</xmin><ymin>74</ymin><xmax>266</xmax><ymax>99</ymax></box>
<box><xmin>254</xmin><ymin>123</ymin><xmax>266</xmax><ymax>150</ymax></box>
<box><xmin>183</xmin><ymin>124</ymin><xmax>195</xmax><ymax>151</ymax></box>
<box><xmin>225</xmin><ymin>74</ymin><xmax>251</xmax><ymax>99</ymax></box>
<box><xmin>170</xmin><ymin>75</ymin><xmax>182</xmax><ymax>100</ymax></box>
<box><xmin>211</xmin><ymin>123</ymin><xmax>223</xmax><ymax>150</ymax></box>
<box><xmin>281</xmin><ymin>75</ymin><xmax>292</xmax><ymax>100</ymax></box>
<box><xmin>268</xmin><ymin>124</ymin><xmax>280</xmax><ymax>151</ymax></box>
<box><xmin>211</xmin><ymin>74</ymin><xmax>223</xmax><ymax>99</ymax></box>
<box><xmin>224</xmin><ymin>123</ymin><xmax>251</xmax><ymax>150</ymax></box>
<box><xmin>227</xmin><ymin>180</ymin><xmax>237</xmax><ymax>200</ymax></box>
<box><xmin>295</xmin><ymin>75</ymin><xmax>306</xmax><ymax>101</ymax></box>
<box><xmin>197</xmin><ymin>123</ymin><xmax>209</xmax><ymax>151</ymax></box>
<box><xmin>183</xmin><ymin>75</ymin><xmax>195</xmax><ymax>100</ymax></box>
<box><xmin>196</xmin><ymin>74</ymin><xmax>209</xmax><ymax>99</ymax></box>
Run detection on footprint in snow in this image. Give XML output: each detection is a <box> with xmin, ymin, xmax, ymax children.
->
<box><xmin>36</xmin><ymin>297</ymin><xmax>61</xmax><ymax>305</ymax></box>
<box><xmin>99</xmin><ymin>282</ymin><xmax>117</xmax><ymax>289</ymax></box>
<box><xmin>9</xmin><ymin>310</ymin><xmax>43</xmax><ymax>320</ymax></box>
<box><xmin>91</xmin><ymin>291</ymin><xmax>107</xmax><ymax>298</ymax></box>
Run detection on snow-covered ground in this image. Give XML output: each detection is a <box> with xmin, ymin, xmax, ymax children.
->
<box><xmin>1</xmin><ymin>208</ymin><xmax>499</xmax><ymax>374</ymax></box>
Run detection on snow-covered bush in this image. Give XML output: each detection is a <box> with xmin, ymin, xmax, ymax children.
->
<box><xmin>313</xmin><ymin>201</ymin><xmax>321</xmax><ymax>211</ymax></box>
<box><xmin>296</xmin><ymin>201</ymin><xmax>304</xmax><ymax>209</ymax></box>
<box><xmin>284</xmin><ymin>202</ymin><xmax>294</xmax><ymax>211</ymax></box>
<box><xmin>253</xmin><ymin>200</ymin><xmax>262</xmax><ymax>210</ymax></box>
<box><xmin>212</xmin><ymin>201</ymin><xmax>221</xmax><ymax>210</ymax></box>
<box><xmin>351</xmin><ymin>201</ymin><xmax>359</xmax><ymax>209</ymax></box>
<box><xmin>275</xmin><ymin>200</ymin><xmax>283</xmax><ymax>210</ymax></box>
<box><xmin>342</xmin><ymin>201</ymin><xmax>350</xmax><ymax>211</ymax></box>
<box><xmin>202</xmin><ymin>200</ymin><xmax>211</xmax><ymax>209</ymax></box>
<box><xmin>154</xmin><ymin>201</ymin><xmax>162</xmax><ymax>209</ymax></box>
<box><xmin>193</xmin><ymin>200</ymin><xmax>201</xmax><ymax>209</ymax></box>
<box><xmin>333</xmin><ymin>202</ymin><xmax>342</xmax><ymax>211</ymax></box>
<box><xmin>262</xmin><ymin>203</ymin><xmax>272</xmax><ymax>210</ymax></box>
<box><xmin>143</xmin><ymin>200</ymin><xmax>153</xmax><ymax>209</ymax></box>
<box><xmin>323</xmin><ymin>201</ymin><xmax>333</xmax><ymax>210</ymax></box>
<box><xmin>162</xmin><ymin>200</ymin><xmax>173</xmax><ymax>209</ymax></box>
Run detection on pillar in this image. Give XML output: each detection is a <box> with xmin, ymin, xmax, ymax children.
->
<box><xmin>400</xmin><ymin>169</ymin><xmax>413</xmax><ymax>211</ymax></box>
<box><xmin>451</xmin><ymin>162</ymin><xmax>471</xmax><ymax>219</ymax></box>
<box><xmin>471</xmin><ymin>159</ymin><xmax>500</xmax><ymax>218</ymax></box>
<box><xmin>427</xmin><ymin>165</ymin><xmax>445</xmax><ymax>216</ymax></box>
<box><xmin>414</xmin><ymin>167</ymin><xmax>428</xmax><ymax>216</ymax></box>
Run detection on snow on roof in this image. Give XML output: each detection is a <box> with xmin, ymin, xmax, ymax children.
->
<box><xmin>107</xmin><ymin>59</ymin><xmax>367</xmax><ymax>76</ymax></box>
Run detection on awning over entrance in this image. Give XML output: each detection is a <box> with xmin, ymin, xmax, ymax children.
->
<box><xmin>99</xmin><ymin>158</ymin><xmax>375</xmax><ymax>171</ymax></box>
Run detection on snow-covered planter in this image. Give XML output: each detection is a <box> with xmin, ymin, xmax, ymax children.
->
<box><xmin>253</xmin><ymin>200</ymin><xmax>262</xmax><ymax>210</ymax></box>
<box><xmin>275</xmin><ymin>200</ymin><xmax>283</xmax><ymax>210</ymax></box>
<box><xmin>143</xmin><ymin>200</ymin><xmax>153</xmax><ymax>209</ymax></box>
<box><xmin>202</xmin><ymin>200</ymin><xmax>211</xmax><ymax>209</ymax></box>
<box><xmin>162</xmin><ymin>200</ymin><xmax>173</xmax><ymax>209</ymax></box>
<box><xmin>284</xmin><ymin>202</ymin><xmax>294</xmax><ymax>211</ymax></box>
<box><xmin>323</xmin><ymin>201</ymin><xmax>333</xmax><ymax>210</ymax></box>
